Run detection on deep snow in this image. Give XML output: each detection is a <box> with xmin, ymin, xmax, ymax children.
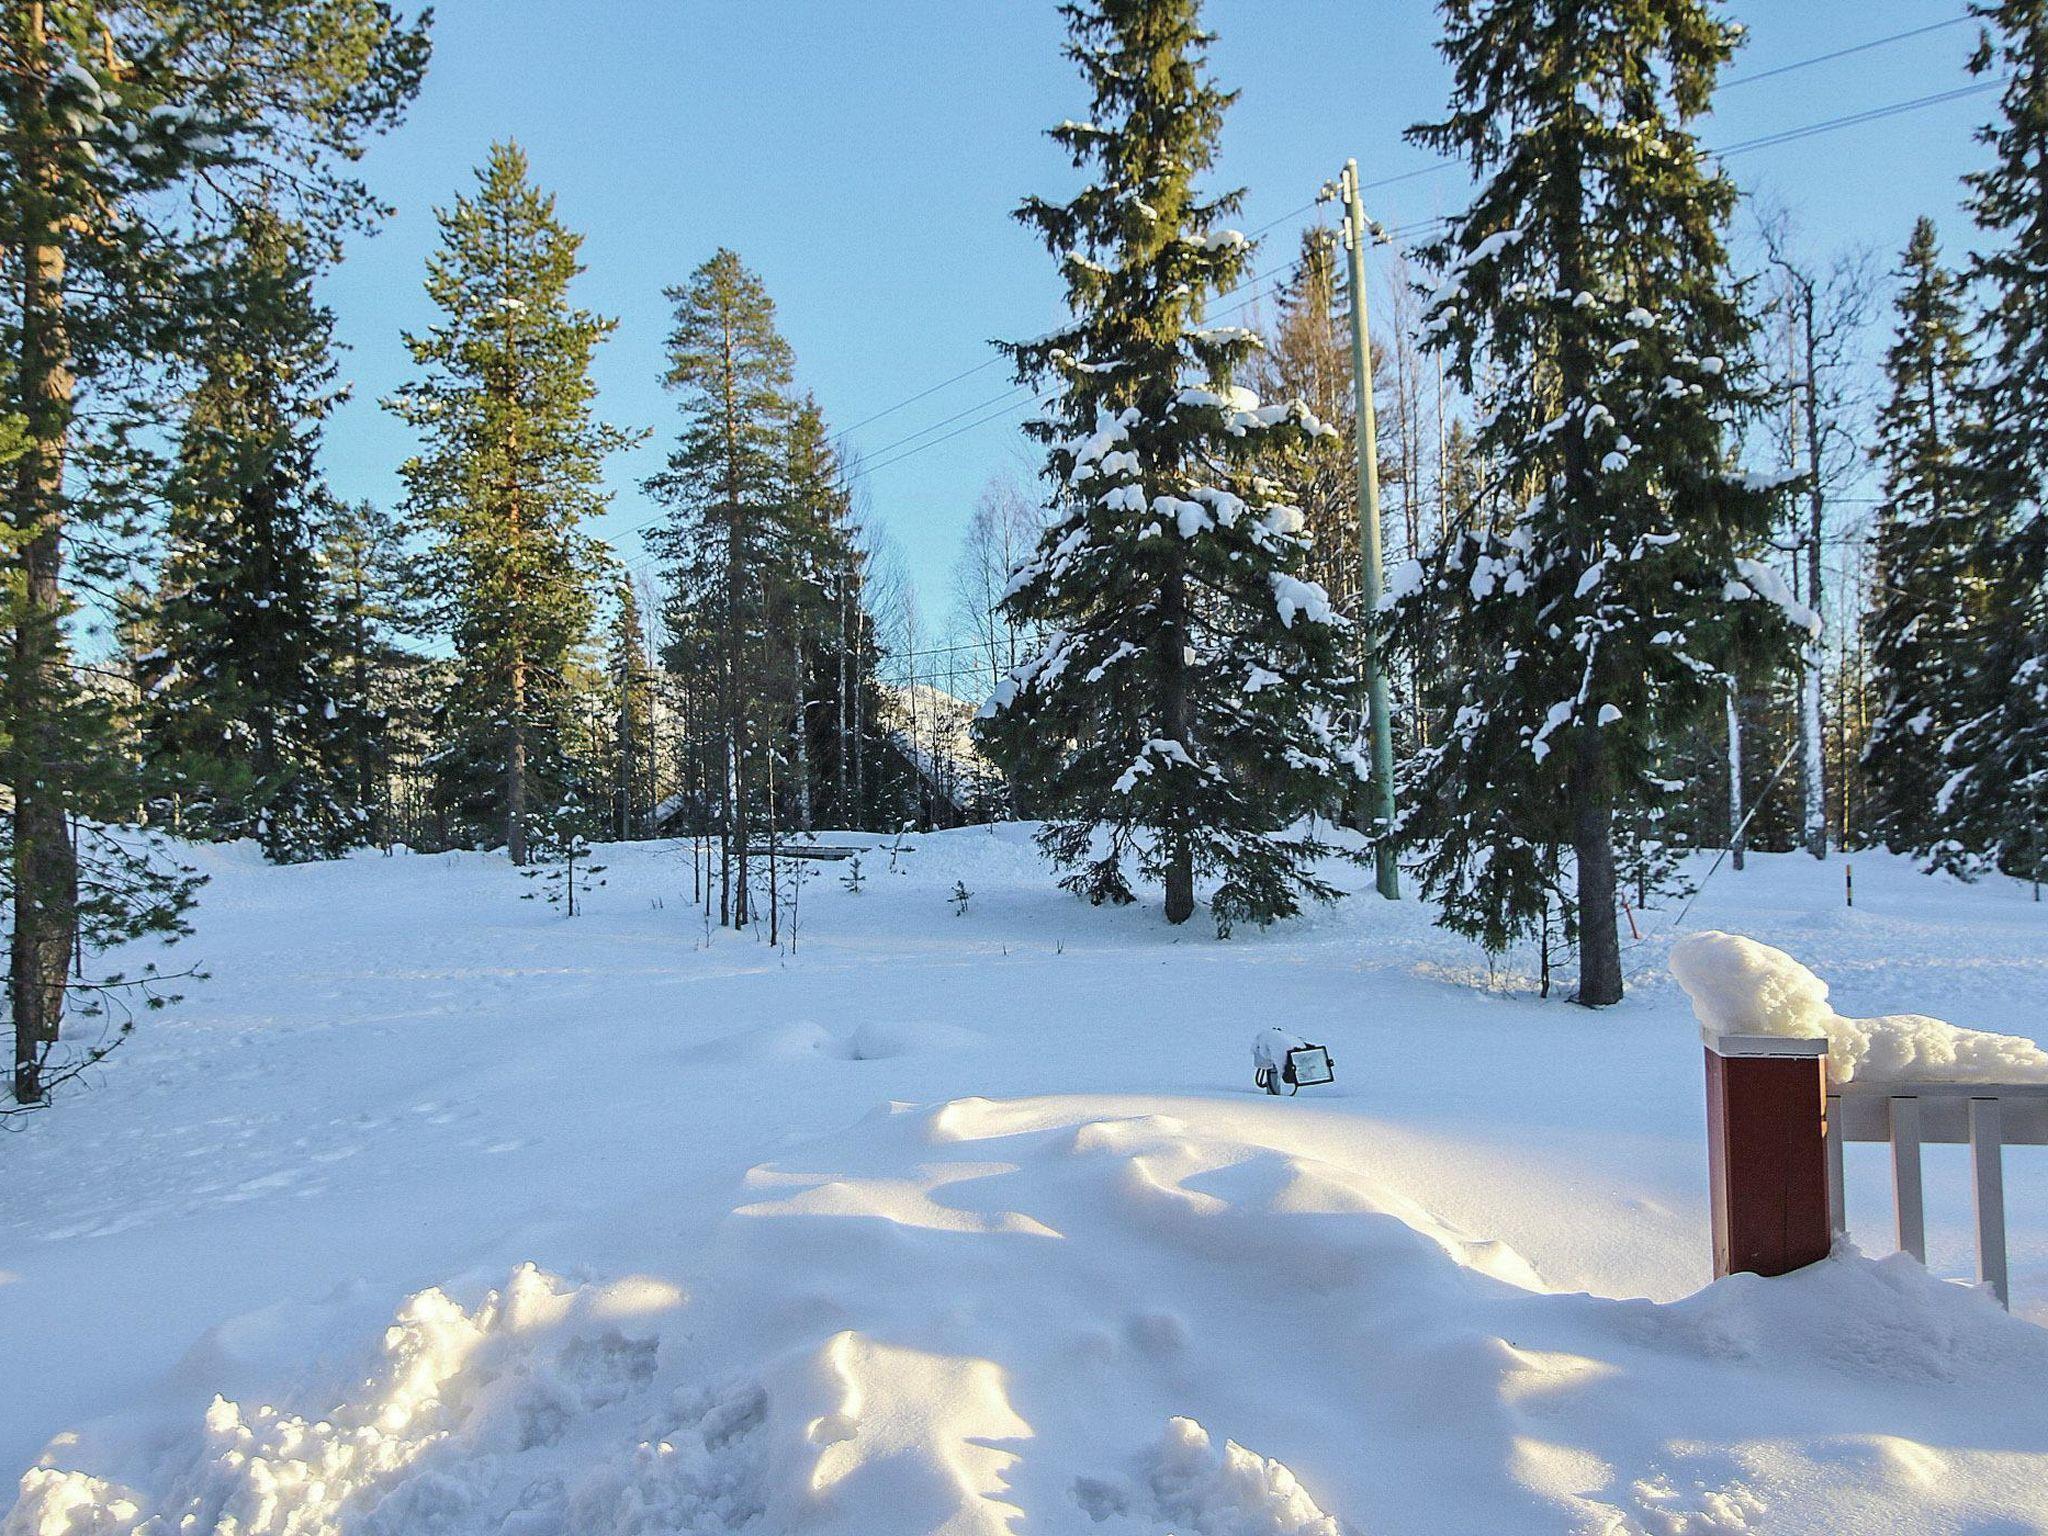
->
<box><xmin>4</xmin><ymin>828</ymin><xmax>2048</xmax><ymax>1534</ymax></box>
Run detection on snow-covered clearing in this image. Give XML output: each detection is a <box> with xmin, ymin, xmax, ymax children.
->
<box><xmin>5</xmin><ymin>830</ymin><xmax>2048</xmax><ymax>1534</ymax></box>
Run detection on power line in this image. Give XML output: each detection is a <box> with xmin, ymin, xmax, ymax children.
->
<box><xmin>1720</xmin><ymin>15</ymin><xmax>1974</xmax><ymax>91</ymax></box>
<box><xmin>1715</xmin><ymin>78</ymin><xmax>2001</xmax><ymax>157</ymax></box>
<box><xmin>620</xmin><ymin>27</ymin><xmax>1993</xmax><ymax>590</ymax></box>
<box><xmin>828</xmin><ymin>196</ymin><xmax>1322</xmax><ymax>456</ymax></box>
<box><xmin>1347</xmin><ymin>17</ymin><xmax>1980</xmax><ymax>206</ymax></box>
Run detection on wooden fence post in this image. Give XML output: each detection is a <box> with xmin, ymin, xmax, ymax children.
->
<box><xmin>1704</xmin><ymin>1033</ymin><xmax>1832</xmax><ymax>1279</ymax></box>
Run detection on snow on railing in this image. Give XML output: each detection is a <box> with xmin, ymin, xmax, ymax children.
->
<box><xmin>1673</xmin><ymin>931</ymin><xmax>2048</xmax><ymax>1311</ymax></box>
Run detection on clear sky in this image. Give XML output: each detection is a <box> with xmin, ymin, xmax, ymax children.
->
<box><xmin>318</xmin><ymin>0</ymin><xmax>1994</xmax><ymax>637</ymax></box>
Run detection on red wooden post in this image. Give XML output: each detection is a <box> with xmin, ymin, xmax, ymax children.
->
<box><xmin>1703</xmin><ymin>1034</ymin><xmax>1832</xmax><ymax>1279</ymax></box>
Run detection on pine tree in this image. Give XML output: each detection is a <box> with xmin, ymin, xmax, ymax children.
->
<box><xmin>390</xmin><ymin>142</ymin><xmax>633</xmax><ymax>865</ymax></box>
<box><xmin>976</xmin><ymin>0</ymin><xmax>1356</xmax><ymax>934</ymax></box>
<box><xmin>1862</xmin><ymin>218</ymin><xmax>1990</xmax><ymax>860</ymax></box>
<box><xmin>148</xmin><ymin>204</ymin><xmax>364</xmax><ymax>861</ymax></box>
<box><xmin>1943</xmin><ymin>4</ymin><xmax>2048</xmax><ymax>879</ymax></box>
<box><xmin>646</xmin><ymin>249</ymin><xmax>795</xmax><ymax>927</ymax></box>
<box><xmin>1391</xmin><ymin>0</ymin><xmax>1805</xmax><ymax>1003</ymax></box>
<box><xmin>1</xmin><ymin>1</ymin><xmax>427</xmax><ymax>1102</ymax></box>
<box><xmin>1252</xmin><ymin>230</ymin><xmax>1359</xmax><ymax>618</ymax></box>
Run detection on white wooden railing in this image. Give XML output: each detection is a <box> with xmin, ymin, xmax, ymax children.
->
<box><xmin>1827</xmin><ymin>1081</ymin><xmax>2048</xmax><ymax>1309</ymax></box>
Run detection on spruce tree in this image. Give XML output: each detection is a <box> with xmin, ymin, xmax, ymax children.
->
<box><xmin>1862</xmin><ymin>218</ymin><xmax>1989</xmax><ymax>860</ymax></box>
<box><xmin>322</xmin><ymin>498</ymin><xmax>423</xmax><ymax>848</ymax></box>
<box><xmin>645</xmin><ymin>249</ymin><xmax>795</xmax><ymax>927</ymax></box>
<box><xmin>975</xmin><ymin>0</ymin><xmax>1355</xmax><ymax>934</ymax></box>
<box><xmin>1392</xmin><ymin>0</ymin><xmax>1804</xmax><ymax>1003</ymax></box>
<box><xmin>607</xmin><ymin>578</ymin><xmax>655</xmax><ymax>841</ymax></box>
<box><xmin>390</xmin><ymin>143</ymin><xmax>633</xmax><ymax>865</ymax></box>
<box><xmin>148</xmin><ymin>204</ymin><xmax>364</xmax><ymax>861</ymax></box>
<box><xmin>1943</xmin><ymin>4</ymin><xmax>2048</xmax><ymax>878</ymax></box>
<box><xmin>1</xmin><ymin>1</ymin><xmax>426</xmax><ymax>1102</ymax></box>
<box><xmin>780</xmin><ymin>395</ymin><xmax>875</xmax><ymax>835</ymax></box>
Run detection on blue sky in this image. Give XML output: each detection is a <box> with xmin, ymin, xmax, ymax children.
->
<box><xmin>319</xmin><ymin>1</ymin><xmax>1995</xmax><ymax>632</ymax></box>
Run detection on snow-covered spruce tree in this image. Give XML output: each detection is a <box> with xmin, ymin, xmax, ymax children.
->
<box><xmin>976</xmin><ymin>0</ymin><xmax>1356</xmax><ymax>935</ymax></box>
<box><xmin>1391</xmin><ymin>0</ymin><xmax>1805</xmax><ymax>1004</ymax></box>
<box><xmin>148</xmin><ymin>205</ymin><xmax>365</xmax><ymax>862</ymax></box>
<box><xmin>2</xmin><ymin>1</ymin><xmax>426</xmax><ymax>1103</ymax></box>
<box><xmin>1862</xmin><ymin>218</ymin><xmax>1992</xmax><ymax>860</ymax></box>
<box><xmin>390</xmin><ymin>143</ymin><xmax>633</xmax><ymax>866</ymax></box>
<box><xmin>646</xmin><ymin>249</ymin><xmax>796</xmax><ymax>927</ymax></box>
<box><xmin>1942</xmin><ymin>5</ymin><xmax>2048</xmax><ymax>879</ymax></box>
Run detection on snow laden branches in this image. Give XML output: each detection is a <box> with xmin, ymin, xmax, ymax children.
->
<box><xmin>974</xmin><ymin>0</ymin><xmax>1359</xmax><ymax>935</ymax></box>
<box><xmin>1386</xmin><ymin>0</ymin><xmax>1805</xmax><ymax>1001</ymax></box>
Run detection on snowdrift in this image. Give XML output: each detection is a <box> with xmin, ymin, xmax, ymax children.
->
<box><xmin>14</xmin><ymin>1093</ymin><xmax>2048</xmax><ymax>1536</ymax></box>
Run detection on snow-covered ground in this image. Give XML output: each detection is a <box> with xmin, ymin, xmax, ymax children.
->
<box><xmin>5</xmin><ymin>829</ymin><xmax>2048</xmax><ymax>1535</ymax></box>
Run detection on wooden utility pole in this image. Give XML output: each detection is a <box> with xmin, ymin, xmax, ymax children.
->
<box><xmin>1336</xmin><ymin>160</ymin><xmax>1399</xmax><ymax>900</ymax></box>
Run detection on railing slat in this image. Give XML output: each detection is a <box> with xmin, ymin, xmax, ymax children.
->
<box><xmin>1969</xmin><ymin>1096</ymin><xmax>2010</xmax><ymax>1309</ymax></box>
<box><xmin>1890</xmin><ymin>1095</ymin><xmax>1926</xmax><ymax>1263</ymax></box>
<box><xmin>1826</xmin><ymin>1092</ymin><xmax>1846</xmax><ymax>1240</ymax></box>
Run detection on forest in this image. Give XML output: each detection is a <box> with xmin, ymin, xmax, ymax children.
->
<box><xmin>4</xmin><ymin>0</ymin><xmax>2045</xmax><ymax>1110</ymax></box>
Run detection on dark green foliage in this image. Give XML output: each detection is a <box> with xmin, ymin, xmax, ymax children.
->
<box><xmin>977</xmin><ymin>0</ymin><xmax>1358</xmax><ymax>935</ymax></box>
<box><xmin>389</xmin><ymin>142</ymin><xmax>634</xmax><ymax>864</ymax></box>
<box><xmin>1862</xmin><ymin>218</ymin><xmax>1994</xmax><ymax>862</ymax></box>
<box><xmin>1392</xmin><ymin>0</ymin><xmax>1802</xmax><ymax>1000</ymax></box>
<box><xmin>1939</xmin><ymin>4</ymin><xmax>2048</xmax><ymax>878</ymax></box>
<box><xmin>147</xmin><ymin>206</ymin><xmax>367</xmax><ymax>862</ymax></box>
<box><xmin>322</xmin><ymin>498</ymin><xmax>427</xmax><ymax>848</ymax></box>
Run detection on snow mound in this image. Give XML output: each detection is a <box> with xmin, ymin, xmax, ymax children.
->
<box><xmin>16</xmin><ymin>1092</ymin><xmax>2048</xmax><ymax>1535</ymax></box>
<box><xmin>1669</xmin><ymin>930</ymin><xmax>2048</xmax><ymax>1085</ymax></box>
<box><xmin>1135</xmin><ymin>1416</ymin><xmax>1340</xmax><ymax>1535</ymax></box>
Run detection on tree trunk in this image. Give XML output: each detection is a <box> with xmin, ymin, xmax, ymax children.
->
<box><xmin>1800</xmin><ymin>292</ymin><xmax>1828</xmax><ymax>859</ymax></box>
<box><xmin>793</xmin><ymin>632</ymin><xmax>811</xmax><ymax>832</ymax></box>
<box><xmin>9</xmin><ymin>7</ymin><xmax>80</xmax><ymax>1102</ymax></box>
<box><xmin>1160</xmin><ymin>553</ymin><xmax>1195</xmax><ymax>925</ymax></box>
<box><xmin>721</xmin><ymin>323</ymin><xmax>750</xmax><ymax>927</ymax></box>
<box><xmin>1572</xmin><ymin>726</ymin><xmax>1623</xmax><ymax>1006</ymax></box>
<box><xmin>1550</xmin><ymin>101</ymin><xmax>1620</xmax><ymax>1005</ymax></box>
<box><xmin>615</xmin><ymin>671</ymin><xmax>635</xmax><ymax>842</ymax></box>
<box><xmin>835</xmin><ymin>577</ymin><xmax>849</xmax><ymax>823</ymax></box>
<box><xmin>507</xmin><ymin>655</ymin><xmax>528</xmax><ymax>864</ymax></box>
<box><xmin>1726</xmin><ymin>683</ymin><xmax>1747</xmax><ymax>872</ymax></box>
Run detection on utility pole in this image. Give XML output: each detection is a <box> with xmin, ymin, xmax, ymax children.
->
<box><xmin>1335</xmin><ymin>159</ymin><xmax>1400</xmax><ymax>899</ymax></box>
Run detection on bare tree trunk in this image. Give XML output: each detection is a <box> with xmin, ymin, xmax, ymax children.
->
<box><xmin>615</xmin><ymin>669</ymin><xmax>635</xmax><ymax>842</ymax></box>
<box><xmin>767</xmin><ymin>749</ymin><xmax>780</xmax><ymax>947</ymax></box>
<box><xmin>835</xmin><ymin>575</ymin><xmax>849</xmax><ymax>824</ymax></box>
<box><xmin>1802</xmin><ymin>300</ymin><xmax>1828</xmax><ymax>861</ymax></box>
<box><xmin>507</xmin><ymin>656</ymin><xmax>528</xmax><ymax>864</ymax></box>
<box><xmin>10</xmin><ymin>5</ymin><xmax>80</xmax><ymax>1103</ymax></box>
<box><xmin>1160</xmin><ymin>553</ymin><xmax>1194</xmax><ymax>925</ymax></box>
<box><xmin>792</xmin><ymin>632</ymin><xmax>811</xmax><ymax>832</ymax></box>
<box><xmin>1726</xmin><ymin>683</ymin><xmax>1747</xmax><ymax>872</ymax></box>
